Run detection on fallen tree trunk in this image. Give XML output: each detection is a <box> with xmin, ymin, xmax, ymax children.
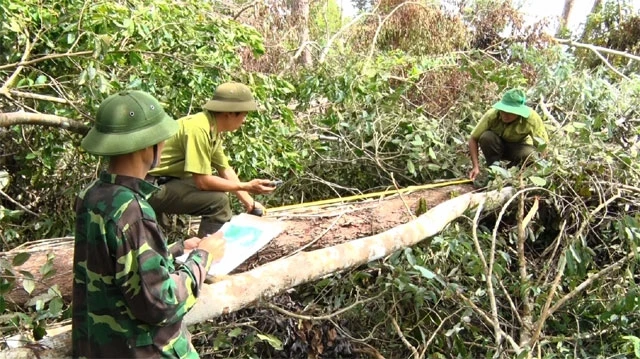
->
<box><xmin>3</xmin><ymin>183</ymin><xmax>470</xmax><ymax>306</ymax></box>
<box><xmin>0</xmin><ymin>187</ymin><xmax>514</xmax><ymax>359</ymax></box>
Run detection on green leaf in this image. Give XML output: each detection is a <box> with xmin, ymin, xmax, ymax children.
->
<box><xmin>35</xmin><ymin>75</ymin><xmax>47</xmax><ymax>85</ymax></box>
<box><xmin>66</xmin><ymin>32</ymin><xmax>76</xmax><ymax>44</ymax></box>
<box><xmin>0</xmin><ymin>170</ymin><xmax>8</xmax><ymax>190</ymax></box>
<box><xmin>12</xmin><ymin>252</ymin><xmax>31</xmax><ymax>267</ymax></box>
<box><xmin>569</xmin><ymin>245</ymin><xmax>581</xmax><ymax>264</ymax></box>
<box><xmin>414</xmin><ymin>265</ymin><xmax>436</xmax><ymax>279</ymax></box>
<box><xmin>529</xmin><ymin>176</ymin><xmax>546</xmax><ymax>186</ymax></box>
<box><xmin>228</xmin><ymin>327</ymin><xmax>242</xmax><ymax>338</ymax></box>
<box><xmin>33</xmin><ymin>325</ymin><xmax>47</xmax><ymax>341</ymax></box>
<box><xmin>622</xmin><ymin>336</ymin><xmax>640</xmax><ymax>358</ymax></box>
<box><xmin>404</xmin><ymin>248</ymin><xmax>416</xmax><ymax>265</ymax></box>
<box><xmin>48</xmin><ymin>297</ymin><xmax>63</xmax><ymax>316</ymax></box>
<box><xmin>256</xmin><ymin>333</ymin><xmax>283</xmax><ymax>350</ymax></box>
<box><xmin>407</xmin><ymin>160</ymin><xmax>416</xmax><ymax>175</ymax></box>
<box><xmin>23</xmin><ymin>278</ymin><xmax>35</xmax><ymax>295</ymax></box>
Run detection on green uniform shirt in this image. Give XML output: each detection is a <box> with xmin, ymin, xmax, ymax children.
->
<box><xmin>72</xmin><ymin>172</ymin><xmax>214</xmax><ymax>358</ymax></box>
<box><xmin>470</xmin><ymin>108</ymin><xmax>548</xmax><ymax>146</ymax></box>
<box><xmin>150</xmin><ymin>111</ymin><xmax>230</xmax><ymax>178</ymax></box>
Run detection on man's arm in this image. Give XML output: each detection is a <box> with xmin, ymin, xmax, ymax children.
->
<box><xmin>218</xmin><ymin>167</ymin><xmax>256</xmax><ymax>211</ymax></box>
<box><xmin>529</xmin><ymin>111</ymin><xmax>549</xmax><ymax>152</ymax></box>
<box><xmin>468</xmin><ymin>137</ymin><xmax>481</xmax><ymax>180</ymax></box>
<box><xmin>114</xmin><ymin>219</ymin><xmax>214</xmax><ymax>326</ymax></box>
<box><xmin>192</xmin><ymin>172</ymin><xmax>245</xmax><ymax>192</ymax></box>
<box><xmin>467</xmin><ymin>109</ymin><xmax>496</xmax><ymax>180</ymax></box>
<box><xmin>191</xmin><ymin>170</ymin><xmax>275</xmax><ymax>208</ymax></box>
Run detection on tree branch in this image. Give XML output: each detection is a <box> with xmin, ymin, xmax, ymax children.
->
<box><xmin>7</xmin><ymin>90</ymin><xmax>70</xmax><ymax>104</ymax></box>
<box><xmin>319</xmin><ymin>12</ymin><xmax>373</xmax><ymax>63</ymax></box>
<box><xmin>389</xmin><ymin>313</ymin><xmax>419</xmax><ymax>359</ymax></box>
<box><xmin>0</xmin><ymin>32</ymin><xmax>34</xmax><ymax>94</ymax></box>
<box><xmin>262</xmin><ymin>291</ymin><xmax>384</xmax><ymax>321</ymax></box>
<box><xmin>0</xmin><ymin>112</ymin><xmax>88</xmax><ymax>134</ymax></box>
<box><xmin>554</xmin><ymin>38</ymin><xmax>638</xmax><ymax>79</ymax></box>
<box><xmin>0</xmin><ymin>51</ymin><xmax>94</xmax><ymax>71</ymax></box>
<box><xmin>554</xmin><ymin>38</ymin><xmax>640</xmax><ymax>62</ymax></box>
<box><xmin>0</xmin><ymin>189</ymin><xmax>39</xmax><ymax>217</ymax></box>
<box><xmin>528</xmin><ymin>191</ymin><xmax>623</xmax><ymax>348</ymax></box>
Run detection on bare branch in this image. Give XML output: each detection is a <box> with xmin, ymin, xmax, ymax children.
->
<box><xmin>0</xmin><ymin>31</ymin><xmax>34</xmax><ymax>94</ymax></box>
<box><xmin>554</xmin><ymin>38</ymin><xmax>640</xmax><ymax>63</ymax></box>
<box><xmin>0</xmin><ymin>111</ymin><xmax>88</xmax><ymax>134</ymax></box>
<box><xmin>0</xmin><ymin>189</ymin><xmax>39</xmax><ymax>217</ymax></box>
<box><xmin>7</xmin><ymin>90</ymin><xmax>71</xmax><ymax>104</ymax></box>
<box><xmin>454</xmin><ymin>291</ymin><xmax>521</xmax><ymax>354</ymax></box>
<box><xmin>319</xmin><ymin>12</ymin><xmax>373</xmax><ymax>63</ymax></box>
<box><xmin>0</xmin><ymin>51</ymin><xmax>93</xmax><ymax>71</ymax></box>
<box><xmin>554</xmin><ymin>38</ymin><xmax>639</xmax><ymax>79</ymax></box>
<box><xmin>528</xmin><ymin>191</ymin><xmax>623</xmax><ymax>348</ymax></box>
<box><xmin>364</xmin><ymin>1</ymin><xmax>432</xmax><ymax>73</ymax></box>
<box><xmin>262</xmin><ymin>291</ymin><xmax>384</xmax><ymax>321</ymax></box>
<box><xmin>389</xmin><ymin>314</ymin><xmax>419</xmax><ymax>359</ymax></box>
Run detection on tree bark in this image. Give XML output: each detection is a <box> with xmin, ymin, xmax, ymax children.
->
<box><xmin>0</xmin><ymin>112</ymin><xmax>88</xmax><ymax>134</ymax></box>
<box><xmin>0</xmin><ymin>187</ymin><xmax>514</xmax><ymax>359</ymax></box>
<box><xmin>292</xmin><ymin>0</ymin><xmax>313</xmax><ymax>67</ymax></box>
<box><xmin>557</xmin><ymin>0</ymin><xmax>576</xmax><ymax>34</ymax></box>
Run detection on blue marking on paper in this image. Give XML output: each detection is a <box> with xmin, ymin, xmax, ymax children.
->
<box><xmin>176</xmin><ymin>213</ymin><xmax>285</xmax><ymax>276</ymax></box>
<box><xmin>223</xmin><ymin>224</ymin><xmax>264</xmax><ymax>248</ymax></box>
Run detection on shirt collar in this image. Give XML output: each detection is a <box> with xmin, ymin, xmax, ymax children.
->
<box><xmin>204</xmin><ymin>111</ymin><xmax>218</xmax><ymax>134</ymax></box>
<box><xmin>99</xmin><ymin>171</ymin><xmax>160</xmax><ymax>200</ymax></box>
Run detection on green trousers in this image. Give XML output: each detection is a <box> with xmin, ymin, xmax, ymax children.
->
<box><xmin>148</xmin><ymin>177</ymin><xmax>232</xmax><ymax>237</ymax></box>
<box><xmin>478</xmin><ymin>131</ymin><xmax>536</xmax><ymax>166</ymax></box>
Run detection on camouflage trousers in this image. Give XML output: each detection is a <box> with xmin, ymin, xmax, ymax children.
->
<box><xmin>148</xmin><ymin>177</ymin><xmax>232</xmax><ymax>237</ymax></box>
<box><xmin>478</xmin><ymin>130</ymin><xmax>536</xmax><ymax>167</ymax></box>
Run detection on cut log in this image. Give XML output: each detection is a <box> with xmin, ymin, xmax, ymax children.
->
<box><xmin>2</xmin><ymin>184</ymin><xmax>472</xmax><ymax>306</ymax></box>
<box><xmin>0</xmin><ymin>186</ymin><xmax>514</xmax><ymax>359</ymax></box>
<box><xmin>3</xmin><ymin>238</ymin><xmax>74</xmax><ymax>308</ymax></box>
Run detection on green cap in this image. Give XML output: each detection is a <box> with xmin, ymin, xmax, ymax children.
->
<box><xmin>202</xmin><ymin>82</ymin><xmax>258</xmax><ymax>113</ymax></box>
<box><xmin>81</xmin><ymin>91</ymin><xmax>178</xmax><ymax>156</ymax></box>
<box><xmin>492</xmin><ymin>89</ymin><xmax>532</xmax><ymax>118</ymax></box>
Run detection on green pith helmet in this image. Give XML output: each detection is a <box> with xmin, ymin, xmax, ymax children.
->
<box><xmin>202</xmin><ymin>82</ymin><xmax>257</xmax><ymax>113</ymax></box>
<box><xmin>81</xmin><ymin>91</ymin><xmax>178</xmax><ymax>156</ymax></box>
<box><xmin>492</xmin><ymin>88</ymin><xmax>532</xmax><ymax>118</ymax></box>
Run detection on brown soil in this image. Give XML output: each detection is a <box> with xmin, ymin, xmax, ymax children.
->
<box><xmin>235</xmin><ymin>183</ymin><xmax>474</xmax><ymax>272</ymax></box>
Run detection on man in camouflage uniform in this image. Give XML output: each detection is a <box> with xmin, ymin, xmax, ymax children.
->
<box><xmin>148</xmin><ymin>82</ymin><xmax>276</xmax><ymax>237</ymax></box>
<box><xmin>73</xmin><ymin>90</ymin><xmax>225</xmax><ymax>358</ymax></box>
<box><xmin>468</xmin><ymin>88</ymin><xmax>549</xmax><ymax>182</ymax></box>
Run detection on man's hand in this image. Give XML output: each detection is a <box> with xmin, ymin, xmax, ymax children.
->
<box><xmin>468</xmin><ymin>167</ymin><xmax>480</xmax><ymax>180</ymax></box>
<box><xmin>198</xmin><ymin>232</ymin><xmax>226</xmax><ymax>262</ymax></box>
<box><xmin>247</xmin><ymin>200</ymin><xmax>265</xmax><ymax>215</ymax></box>
<box><xmin>183</xmin><ymin>237</ymin><xmax>201</xmax><ymax>251</ymax></box>
<box><xmin>240</xmin><ymin>179</ymin><xmax>277</xmax><ymax>194</ymax></box>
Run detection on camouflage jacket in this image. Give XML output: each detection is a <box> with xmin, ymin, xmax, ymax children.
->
<box><xmin>72</xmin><ymin>172</ymin><xmax>213</xmax><ymax>358</ymax></box>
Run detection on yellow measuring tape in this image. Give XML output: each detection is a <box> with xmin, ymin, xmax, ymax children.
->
<box><xmin>267</xmin><ymin>178</ymin><xmax>472</xmax><ymax>213</ymax></box>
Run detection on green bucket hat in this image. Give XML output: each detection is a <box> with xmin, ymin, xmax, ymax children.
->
<box><xmin>81</xmin><ymin>91</ymin><xmax>178</xmax><ymax>156</ymax></box>
<box><xmin>202</xmin><ymin>82</ymin><xmax>258</xmax><ymax>113</ymax></box>
<box><xmin>492</xmin><ymin>89</ymin><xmax>532</xmax><ymax>118</ymax></box>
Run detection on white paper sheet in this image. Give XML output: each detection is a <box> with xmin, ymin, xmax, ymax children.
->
<box><xmin>175</xmin><ymin>213</ymin><xmax>286</xmax><ymax>276</ymax></box>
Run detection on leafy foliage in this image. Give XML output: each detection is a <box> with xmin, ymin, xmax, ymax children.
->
<box><xmin>1</xmin><ymin>0</ymin><xmax>640</xmax><ymax>358</ymax></box>
<box><xmin>578</xmin><ymin>0</ymin><xmax>640</xmax><ymax>73</ymax></box>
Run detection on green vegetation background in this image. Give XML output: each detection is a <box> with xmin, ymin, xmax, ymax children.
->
<box><xmin>1</xmin><ymin>0</ymin><xmax>640</xmax><ymax>357</ymax></box>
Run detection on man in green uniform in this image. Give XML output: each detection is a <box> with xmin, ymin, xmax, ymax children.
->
<box><xmin>148</xmin><ymin>82</ymin><xmax>276</xmax><ymax>237</ymax></box>
<box><xmin>73</xmin><ymin>90</ymin><xmax>225</xmax><ymax>358</ymax></box>
<box><xmin>468</xmin><ymin>88</ymin><xmax>548</xmax><ymax>180</ymax></box>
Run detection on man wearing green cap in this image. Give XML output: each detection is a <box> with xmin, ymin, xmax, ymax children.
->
<box><xmin>468</xmin><ymin>88</ymin><xmax>548</xmax><ymax>181</ymax></box>
<box><xmin>148</xmin><ymin>82</ymin><xmax>276</xmax><ymax>237</ymax></box>
<box><xmin>73</xmin><ymin>90</ymin><xmax>225</xmax><ymax>358</ymax></box>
